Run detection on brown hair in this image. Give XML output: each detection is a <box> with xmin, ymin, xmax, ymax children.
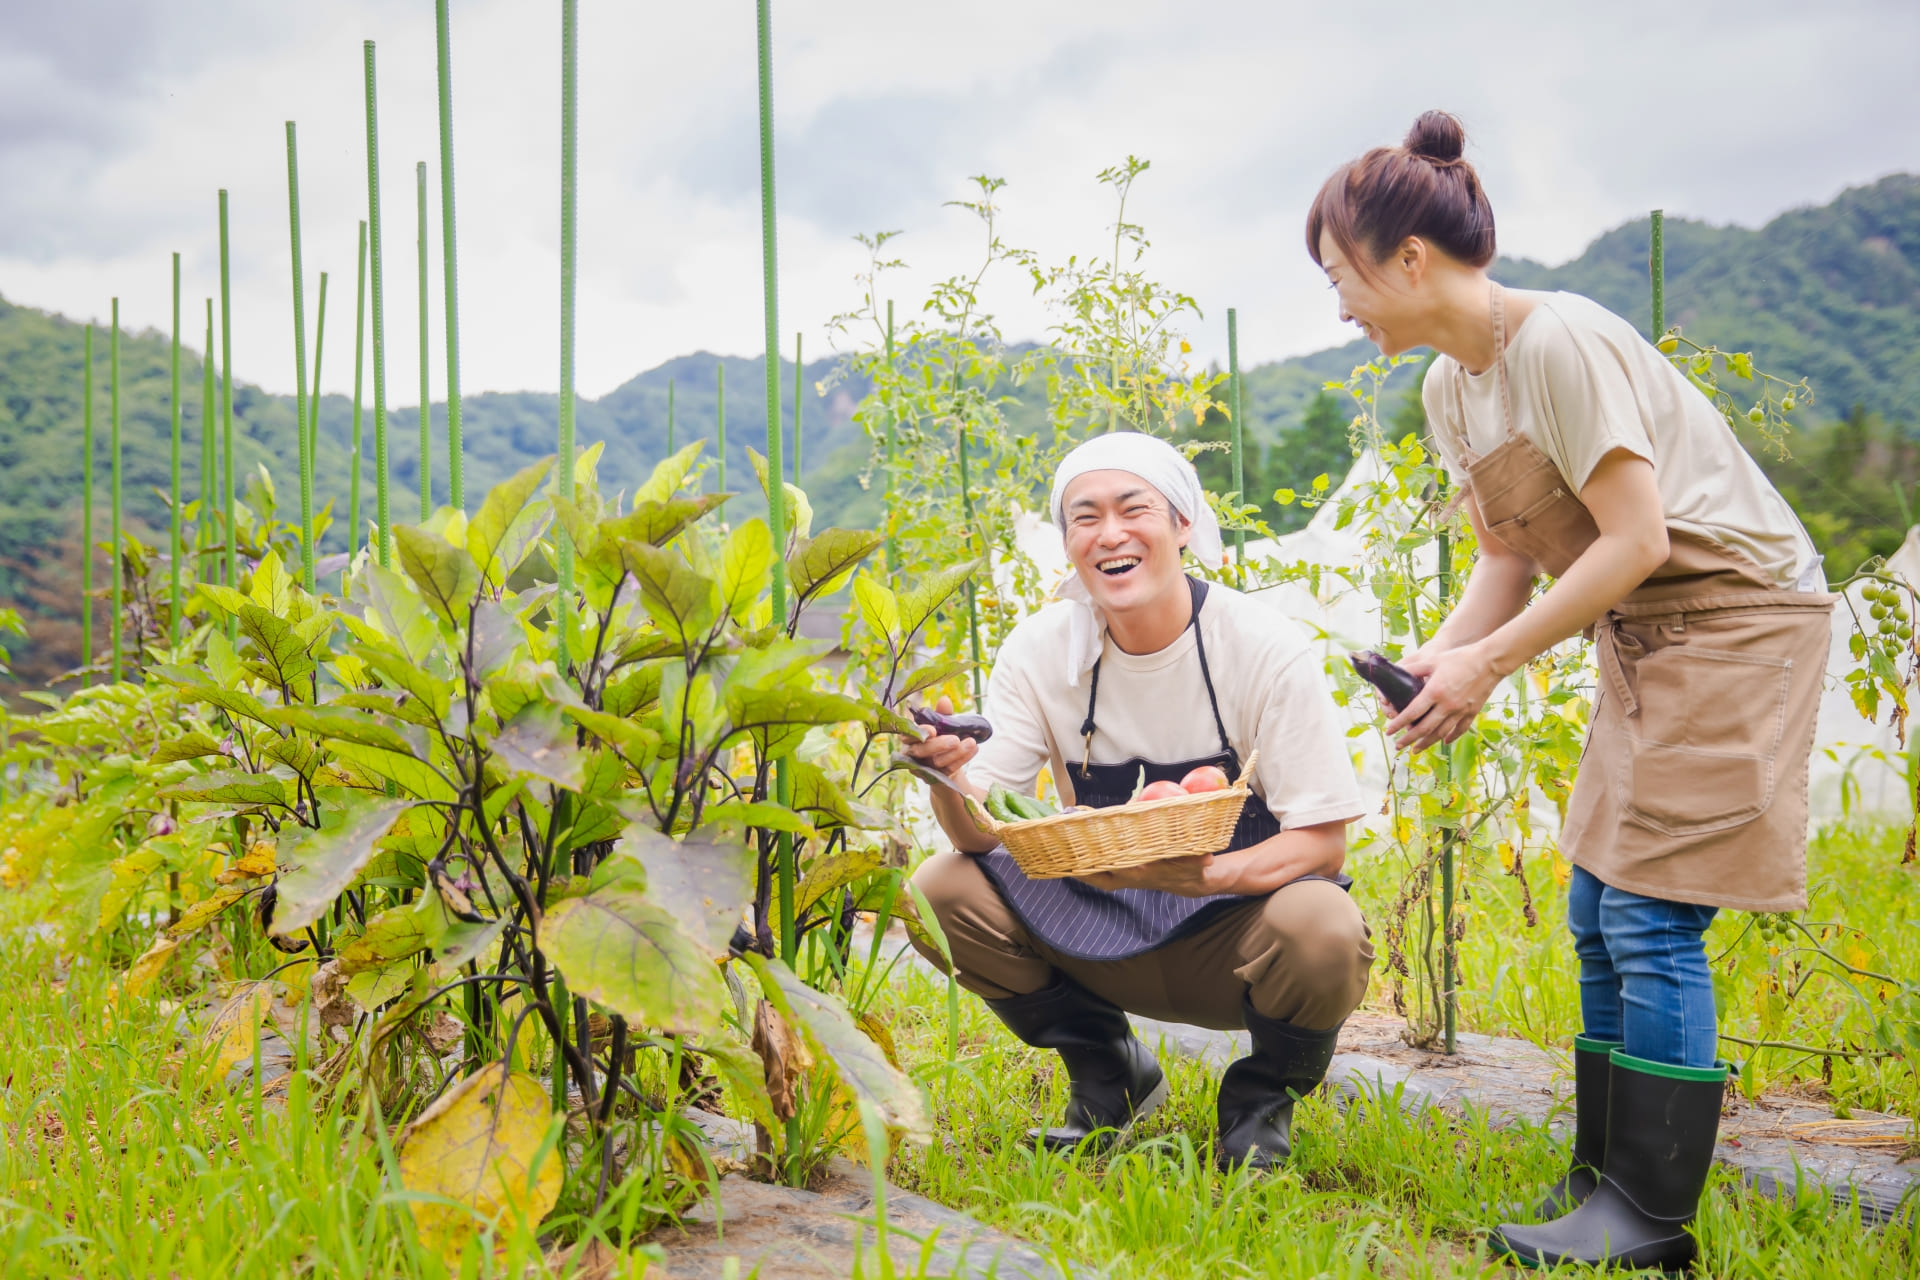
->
<box><xmin>1306</xmin><ymin>110</ymin><xmax>1496</xmax><ymax>276</ymax></box>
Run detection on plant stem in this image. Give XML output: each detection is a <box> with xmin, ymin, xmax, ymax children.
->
<box><xmin>81</xmin><ymin>323</ymin><xmax>93</xmax><ymax>681</ymax></box>
<box><xmin>416</xmin><ymin>160</ymin><xmax>432</xmax><ymax>522</ymax></box>
<box><xmin>169</xmin><ymin>254</ymin><xmax>182</xmax><ymax>645</ymax></box>
<box><xmin>110</xmin><ymin>298</ymin><xmax>122</xmax><ymax>683</ymax></box>
<box><xmin>884</xmin><ymin>299</ymin><xmax>897</xmax><ymax>582</ymax></box>
<box><xmin>363</xmin><ymin>42</ymin><xmax>392</xmax><ymax>568</ymax></box>
<box><xmin>286</xmin><ymin>121</ymin><xmax>316</xmax><ymax>594</ymax></box>
<box><xmin>435</xmin><ymin>0</ymin><xmax>465</xmax><ymax>512</ymax></box>
<box><xmin>755</xmin><ymin>0</ymin><xmax>795</xmax><ymax>966</ymax></box>
<box><xmin>957</xmin><ymin>408</ymin><xmax>984</xmax><ymax>708</ymax></box>
<box><xmin>220</xmin><ymin>191</ymin><xmax>237</xmax><ymax>614</ymax></box>
<box><xmin>557</xmin><ymin>0</ymin><xmax>578</xmax><ymax>675</ymax></box>
<box><xmin>1227</xmin><ymin>307</ymin><xmax>1245</xmax><ymax>566</ymax></box>
<box><xmin>351</xmin><ymin>220</ymin><xmax>367</xmax><ymax>578</ymax></box>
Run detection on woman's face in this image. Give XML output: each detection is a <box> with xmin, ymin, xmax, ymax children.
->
<box><xmin>1319</xmin><ymin>230</ymin><xmax>1424</xmax><ymax>356</ymax></box>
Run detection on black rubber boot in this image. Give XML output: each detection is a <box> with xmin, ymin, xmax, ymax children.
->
<box><xmin>1516</xmin><ymin>1035</ymin><xmax>1621</xmax><ymax>1220</ymax></box>
<box><xmin>1215</xmin><ymin>992</ymin><xmax>1341</xmax><ymax>1172</ymax></box>
<box><xmin>1492</xmin><ymin>1051</ymin><xmax>1728</xmax><ymax>1271</ymax></box>
<box><xmin>985</xmin><ymin>976</ymin><xmax>1167</xmax><ymax>1152</ymax></box>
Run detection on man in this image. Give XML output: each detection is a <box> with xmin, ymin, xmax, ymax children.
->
<box><xmin>905</xmin><ymin>431</ymin><xmax>1374</xmax><ymax>1170</ymax></box>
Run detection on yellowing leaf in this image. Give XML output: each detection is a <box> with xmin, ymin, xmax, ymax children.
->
<box><xmin>202</xmin><ymin>983</ymin><xmax>274</xmax><ymax>1081</ymax></box>
<box><xmin>124</xmin><ymin>934</ymin><xmax>181</xmax><ymax>997</ymax></box>
<box><xmin>218</xmin><ymin>841</ymin><xmax>278</xmax><ymax>884</ymax></box>
<box><xmin>397</xmin><ymin>1064</ymin><xmax>562</xmax><ymax>1263</ymax></box>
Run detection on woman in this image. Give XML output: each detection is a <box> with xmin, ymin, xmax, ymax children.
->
<box><xmin>1307</xmin><ymin>112</ymin><xmax>1833</xmax><ymax>1271</ymax></box>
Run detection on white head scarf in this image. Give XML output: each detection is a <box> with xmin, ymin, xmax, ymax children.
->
<box><xmin>1046</xmin><ymin>432</ymin><xmax>1225</xmax><ymax>686</ymax></box>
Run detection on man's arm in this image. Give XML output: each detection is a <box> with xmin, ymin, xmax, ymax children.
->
<box><xmin>1080</xmin><ymin>818</ymin><xmax>1347</xmax><ymax>896</ymax></box>
<box><xmin>906</xmin><ymin>720</ymin><xmax>998</xmax><ymax>854</ymax></box>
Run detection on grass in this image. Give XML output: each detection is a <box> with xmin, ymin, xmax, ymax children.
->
<box><xmin>0</xmin><ymin>827</ymin><xmax>1913</xmax><ymax>1277</ymax></box>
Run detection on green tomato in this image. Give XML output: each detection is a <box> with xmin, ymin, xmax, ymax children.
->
<box><xmin>1748</xmin><ymin>405</ymin><xmax>1766</xmax><ymax>424</ymax></box>
<box><xmin>1880</xmin><ymin>619</ymin><xmax>1897</xmax><ymax>636</ymax></box>
<box><xmin>1900</xmin><ymin>624</ymin><xmax>1913</xmax><ymax>641</ymax></box>
<box><xmin>1871</xmin><ymin>602</ymin><xmax>1888</xmax><ymax>620</ymax></box>
<box><xmin>1781</xmin><ymin>395</ymin><xmax>1796</xmax><ymax>412</ymax></box>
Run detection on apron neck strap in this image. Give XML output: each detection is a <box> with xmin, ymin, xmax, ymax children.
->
<box><xmin>1453</xmin><ymin>281</ymin><xmax>1519</xmax><ymax>467</ymax></box>
<box><xmin>1080</xmin><ymin>576</ymin><xmax>1232</xmax><ymax>776</ymax></box>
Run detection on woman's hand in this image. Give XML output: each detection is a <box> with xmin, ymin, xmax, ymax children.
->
<box><xmin>1387</xmin><ymin>640</ymin><xmax>1501</xmax><ymax>752</ymax></box>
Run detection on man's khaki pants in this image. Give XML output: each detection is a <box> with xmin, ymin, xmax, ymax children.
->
<box><xmin>909</xmin><ymin>851</ymin><xmax>1374</xmax><ymax>1031</ymax></box>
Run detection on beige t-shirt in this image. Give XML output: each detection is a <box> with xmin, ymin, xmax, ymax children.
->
<box><xmin>969</xmin><ymin>584</ymin><xmax>1367</xmax><ymax>831</ymax></box>
<box><xmin>1423</xmin><ymin>290</ymin><xmax>1822</xmax><ymax>589</ymax></box>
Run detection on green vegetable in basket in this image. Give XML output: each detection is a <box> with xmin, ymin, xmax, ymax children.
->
<box><xmin>986</xmin><ymin>783</ymin><xmax>1058</xmax><ymax>822</ymax></box>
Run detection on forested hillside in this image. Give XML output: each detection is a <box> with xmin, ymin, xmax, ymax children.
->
<box><xmin>2</xmin><ymin>173</ymin><xmax>1915</xmax><ymax>691</ymax></box>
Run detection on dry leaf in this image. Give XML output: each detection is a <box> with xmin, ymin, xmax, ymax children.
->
<box><xmin>750</xmin><ymin>998</ymin><xmax>811</xmax><ymax>1122</ymax></box>
<box><xmin>397</xmin><ymin>1064</ymin><xmax>562</xmax><ymax>1263</ymax></box>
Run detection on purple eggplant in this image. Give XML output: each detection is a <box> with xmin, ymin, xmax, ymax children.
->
<box><xmin>912</xmin><ymin>705</ymin><xmax>994</xmax><ymax>743</ymax></box>
<box><xmin>1351</xmin><ymin>650</ymin><xmax>1427</xmax><ymax>714</ymax></box>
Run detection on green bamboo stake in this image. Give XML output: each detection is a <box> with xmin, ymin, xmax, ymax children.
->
<box><xmin>110</xmin><ymin>298</ymin><xmax>122</xmax><ymax>684</ymax></box>
<box><xmin>364</xmin><ymin>42</ymin><xmax>392</xmax><ymax>568</ymax></box>
<box><xmin>1436</xmin><ymin>475</ymin><xmax>1456</xmax><ymax>1056</ymax></box>
<box><xmin>416</xmin><ymin>161</ymin><xmax>432</xmax><ymax>520</ymax></box>
<box><xmin>435</xmin><ymin>0</ymin><xmax>465</xmax><ymax>511</ymax></box>
<box><xmin>169</xmin><ymin>253</ymin><xmax>182</xmax><ymax>645</ymax></box>
<box><xmin>200</xmin><ymin>300</ymin><xmax>214</xmax><ymax>583</ymax></box>
<box><xmin>351</xmin><ymin>221</ymin><xmax>367</xmax><ymax>574</ymax></box>
<box><xmin>666</xmin><ymin>376</ymin><xmax>675</xmax><ymax>454</ymax></box>
<box><xmin>884</xmin><ymin>300</ymin><xmax>897</xmax><ymax>581</ymax></box>
<box><xmin>309</xmin><ymin>270</ymin><xmax>329</xmax><ymax>579</ymax></box>
<box><xmin>1228</xmin><ymin>306</ymin><xmax>1246</xmax><ymax>565</ymax></box>
<box><xmin>1649</xmin><ymin>208</ymin><xmax>1666</xmax><ymax>341</ymax></box>
<box><xmin>755</xmin><ymin>0</ymin><xmax>796</xmax><ymax>967</ymax></box>
<box><xmin>81</xmin><ymin>324</ymin><xmax>93</xmax><ymax>680</ymax></box>
<box><xmin>286</xmin><ymin>121</ymin><xmax>316</xmax><ymax>593</ymax></box>
<box><xmin>557</xmin><ymin>0</ymin><xmax>578</xmax><ymax>673</ymax></box>
<box><xmin>220</xmin><ymin>194</ymin><xmax>236</xmax><ymax>615</ymax></box>
<box><xmin>715</xmin><ymin>362</ymin><xmax>726</xmax><ymax>501</ymax></box>
<box><xmin>792</xmin><ymin>332</ymin><xmax>802</xmax><ymax>483</ymax></box>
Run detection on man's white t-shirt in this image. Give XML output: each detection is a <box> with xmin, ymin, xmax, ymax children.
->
<box><xmin>1423</xmin><ymin>290</ymin><xmax>1823</xmax><ymax>590</ymax></box>
<box><xmin>968</xmin><ymin>582</ymin><xmax>1367</xmax><ymax>832</ymax></box>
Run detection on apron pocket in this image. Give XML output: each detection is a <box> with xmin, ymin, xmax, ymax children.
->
<box><xmin>1621</xmin><ymin>644</ymin><xmax>1791</xmax><ymax>836</ymax></box>
<box><xmin>1487</xmin><ymin>487</ymin><xmax>1599</xmax><ymax>571</ymax></box>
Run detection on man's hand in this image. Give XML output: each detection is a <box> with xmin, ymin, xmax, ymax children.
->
<box><xmin>903</xmin><ymin>694</ymin><xmax>980</xmax><ymax>779</ymax></box>
<box><xmin>1081</xmin><ymin>854</ymin><xmax>1220</xmax><ymax>896</ymax></box>
<box><xmin>1081</xmin><ymin>819</ymin><xmax>1348</xmax><ymax>897</ymax></box>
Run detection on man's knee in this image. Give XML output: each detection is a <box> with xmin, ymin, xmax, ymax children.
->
<box><xmin>1244</xmin><ymin>880</ymin><xmax>1373</xmax><ymax>1025</ymax></box>
<box><xmin>907</xmin><ymin>851</ymin><xmax>1045</xmax><ymax>1000</ymax></box>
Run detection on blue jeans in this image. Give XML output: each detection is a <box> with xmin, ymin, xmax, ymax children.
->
<box><xmin>1566</xmin><ymin>866</ymin><xmax>1720</xmax><ymax>1068</ymax></box>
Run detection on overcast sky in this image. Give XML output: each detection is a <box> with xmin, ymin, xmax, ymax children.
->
<box><xmin>4</xmin><ymin>0</ymin><xmax>1917</xmax><ymax>401</ymax></box>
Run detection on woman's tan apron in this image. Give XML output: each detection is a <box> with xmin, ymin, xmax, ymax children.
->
<box><xmin>1454</xmin><ymin>285</ymin><xmax>1834</xmax><ymax>912</ymax></box>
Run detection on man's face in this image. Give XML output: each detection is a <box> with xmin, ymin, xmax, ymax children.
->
<box><xmin>1061</xmin><ymin>470</ymin><xmax>1191</xmax><ymax>614</ymax></box>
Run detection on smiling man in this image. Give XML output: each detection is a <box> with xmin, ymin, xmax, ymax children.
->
<box><xmin>904</xmin><ymin>431</ymin><xmax>1373</xmax><ymax>1171</ymax></box>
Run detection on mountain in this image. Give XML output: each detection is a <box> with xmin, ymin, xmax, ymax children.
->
<box><xmin>1</xmin><ymin>173</ymin><xmax>1916</xmax><ymax>692</ymax></box>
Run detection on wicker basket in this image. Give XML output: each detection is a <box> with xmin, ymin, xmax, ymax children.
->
<box><xmin>968</xmin><ymin>751</ymin><xmax>1259</xmax><ymax>880</ymax></box>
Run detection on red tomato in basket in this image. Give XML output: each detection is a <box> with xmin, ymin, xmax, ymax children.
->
<box><xmin>1134</xmin><ymin>780</ymin><xmax>1187</xmax><ymax>803</ymax></box>
<box><xmin>1180</xmin><ymin>765</ymin><xmax>1231</xmax><ymax>794</ymax></box>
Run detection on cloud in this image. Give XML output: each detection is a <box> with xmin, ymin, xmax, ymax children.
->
<box><xmin>0</xmin><ymin>0</ymin><xmax>1915</xmax><ymax>401</ymax></box>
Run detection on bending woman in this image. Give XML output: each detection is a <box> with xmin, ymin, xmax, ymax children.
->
<box><xmin>1307</xmin><ymin>111</ymin><xmax>1833</xmax><ymax>1271</ymax></box>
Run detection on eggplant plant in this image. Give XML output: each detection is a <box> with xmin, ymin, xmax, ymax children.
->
<box><xmin>5</xmin><ymin>445</ymin><xmax>970</xmax><ymax>1249</ymax></box>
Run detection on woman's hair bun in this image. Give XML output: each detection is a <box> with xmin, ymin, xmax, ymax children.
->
<box><xmin>1404</xmin><ymin>110</ymin><xmax>1467</xmax><ymax>165</ymax></box>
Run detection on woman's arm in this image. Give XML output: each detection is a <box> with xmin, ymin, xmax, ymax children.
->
<box><xmin>1389</xmin><ymin>447</ymin><xmax>1668</xmax><ymax>751</ymax></box>
<box><xmin>1418</xmin><ymin>486</ymin><xmax>1538</xmax><ymax>655</ymax></box>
